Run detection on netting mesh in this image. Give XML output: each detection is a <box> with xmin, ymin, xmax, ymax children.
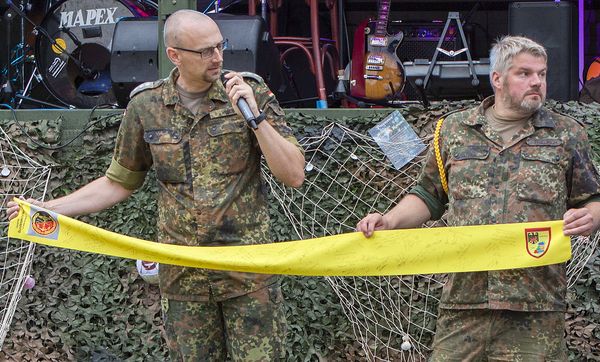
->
<box><xmin>264</xmin><ymin>122</ymin><xmax>599</xmax><ymax>361</ymax></box>
<box><xmin>264</xmin><ymin>123</ymin><xmax>444</xmax><ymax>360</ymax></box>
<box><xmin>568</xmin><ymin>233</ymin><xmax>599</xmax><ymax>288</ymax></box>
<box><xmin>0</xmin><ymin>127</ymin><xmax>51</xmax><ymax>349</ymax></box>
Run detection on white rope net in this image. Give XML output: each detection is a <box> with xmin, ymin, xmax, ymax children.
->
<box><xmin>263</xmin><ymin>122</ymin><xmax>598</xmax><ymax>361</ymax></box>
<box><xmin>0</xmin><ymin>126</ymin><xmax>51</xmax><ymax>349</ymax></box>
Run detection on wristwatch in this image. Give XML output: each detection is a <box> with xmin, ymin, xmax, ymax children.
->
<box><xmin>248</xmin><ymin>111</ymin><xmax>266</xmax><ymax>130</ymax></box>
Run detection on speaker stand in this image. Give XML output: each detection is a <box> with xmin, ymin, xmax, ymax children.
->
<box><xmin>416</xmin><ymin>12</ymin><xmax>480</xmax><ymax>107</ymax></box>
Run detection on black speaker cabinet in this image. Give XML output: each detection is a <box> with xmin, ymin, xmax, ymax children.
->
<box><xmin>209</xmin><ymin>14</ymin><xmax>285</xmax><ymax>96</ymax></box>
<box><xmin>110</xmin><ymin>17</ymin><xmax>159</xmax><ymax>107</ymax></box>
<box><xmin>509</xmin><ymin>2</ymin><xmax>578</xmax><ymax>102</ymax></box>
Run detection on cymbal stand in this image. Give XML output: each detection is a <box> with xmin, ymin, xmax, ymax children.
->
<box><xmin>5</xmin><ymin>0</ymin><xmax>96</xmax><ymax>84</ymax></box>
<box><xmin>16</xmin><ymin>65</ymin><xmax>64</xmax><ymax>109</ymax></box>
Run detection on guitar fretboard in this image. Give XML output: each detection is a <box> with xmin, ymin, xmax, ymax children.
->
<box><xmin>375</xmin><ymin>0</ymin><xmax>391</xmax><ymax>36</ymax></box>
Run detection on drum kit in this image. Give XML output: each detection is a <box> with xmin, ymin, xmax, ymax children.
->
<box><xmin>1</xmin><ymin>0</ymin><xmax>158</xmax><ymax>108</ymax></box>
<box><xmin>1</xmin><ymin>0</ymin><xmax>252</xmax><ymax>109</ymax></box>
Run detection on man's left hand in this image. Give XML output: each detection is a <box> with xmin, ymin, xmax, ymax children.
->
<box><xmin>563</xmin><ymin>207</ymin><xmax>595</xmax><ymax>236</ymax></box>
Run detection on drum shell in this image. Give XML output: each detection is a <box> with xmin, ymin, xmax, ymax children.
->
<box><xmin>34</xmin><ymin>0</ymin><xmax>156</xmax><ymax>108</ymax></box>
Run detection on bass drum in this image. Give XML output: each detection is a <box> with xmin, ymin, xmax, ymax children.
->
<box><xmin>35</xmin><ymin>0</ymin><xmax>156</xmax><ymax>108</ymax></box>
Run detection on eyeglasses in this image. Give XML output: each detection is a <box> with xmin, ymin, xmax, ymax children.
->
<box><xmin>172</xmin><ymin>40</ymin><xmax>228</xmax><ymax>59</ymax></box>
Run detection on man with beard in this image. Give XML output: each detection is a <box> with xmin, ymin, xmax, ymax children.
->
<box><xmin>357</xmin><ymin>35</ymin><xmax>600</xmax><ymax>360</ymax></box>
<box><xmin>7</xmin><ymin>10</ymin><xmax>304</xmax><ymax>361</ymax></box>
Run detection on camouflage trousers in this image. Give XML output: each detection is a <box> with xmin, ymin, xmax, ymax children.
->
<box><xmin>162</xmin><ymin>283</ymin><xmax>287</xmax><ymax>361</ymax></box>
<box><xmin>429</xmin><ymin>308</ymin><xmax>567</xmax><ymax>361</ymax></box>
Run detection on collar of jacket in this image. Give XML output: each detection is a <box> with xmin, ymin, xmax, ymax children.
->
<box><xmin>461</xmin><ymin>95</ymin><xmax>556</xmax><ymax>129</ymax></box>
<box><xmin>161</xmin><ymin>68</ymin><xmax>229</xmax><ymax>106</ymax></box>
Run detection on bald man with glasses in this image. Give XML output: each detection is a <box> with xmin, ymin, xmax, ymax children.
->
<box><xmin>7</xmin><ymin>9</ymin><xmax>304</xmax><ymax>361</ymax></box>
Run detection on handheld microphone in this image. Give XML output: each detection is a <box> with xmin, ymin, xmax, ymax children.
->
<box><xmin>221</xmin><ymin>71</ymin><xmax>258</xmax><ymax>129</ymax></box>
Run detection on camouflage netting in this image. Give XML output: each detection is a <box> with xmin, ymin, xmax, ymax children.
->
<box><xmin>0</xmin><ymin>100</ymin><xmax>599</xmax><ymax>361</ymax></box>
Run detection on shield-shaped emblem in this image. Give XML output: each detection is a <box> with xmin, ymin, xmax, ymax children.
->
<box><xmin>524</xmin><ymin>227</ymin><xmax>551</xmax><ymax>258</ymax></box>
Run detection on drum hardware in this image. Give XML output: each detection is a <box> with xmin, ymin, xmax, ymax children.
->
<box><xmin>3</xmin><ymin>0</ymin><xmax>98</xmax><ymax>107</ymax></box>
<box><xmin>33</xmin><ymin>0</ymin><xmax>157</xmax><ymax>108</ymax></box>
<box><xmin>16</xmin><ymin>65</ymin><xmax>64</xmax><ymax>108</ymax></box>
<box><xmin>2</xmin><ymin>0</ymin><xmax>157</xmax><ymax>108</ymax></box>
<box><xmin>410</xmin><ymin>12</ymin><xmax>482</xmax><ymax>107</ymax></box>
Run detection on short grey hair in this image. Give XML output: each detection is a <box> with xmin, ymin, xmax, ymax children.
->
<box><xmin>489</xmin><ymin>35</ymin><xmax>547</xmax><ymax>84</ymax></box>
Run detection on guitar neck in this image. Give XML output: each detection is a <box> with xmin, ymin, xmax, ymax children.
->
<box><xmin>374</xmin><ymin>0</ymin><xmax>391</xmax><ymax>36</ymax></box>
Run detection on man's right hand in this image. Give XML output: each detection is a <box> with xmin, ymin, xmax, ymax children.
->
<box><xmin>356</xmin><ymin>213</ymin><xmax>391</xmax><ymax>238</ymax></box>
<box><xmin>6</xmin><ymin>198</ymin><xmax>44</xmax><ymax>221</ymax></box>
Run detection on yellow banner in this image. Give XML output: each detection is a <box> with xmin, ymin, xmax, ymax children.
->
<box><xmin>8</xmin><ymin>199</ymin><xmax>571</xmax><ymax>276</ymax></box>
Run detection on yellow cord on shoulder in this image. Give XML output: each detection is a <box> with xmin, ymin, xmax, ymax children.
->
<box><xmin>433</xmin><ymin>117</ymin><xmax>448</xmax><ymax>195</ymax></box>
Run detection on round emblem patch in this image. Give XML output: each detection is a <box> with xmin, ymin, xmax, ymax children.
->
<box><xmin>31</xmin><ymin>211</ymin><xmax>57</xmax><ymax>235</ymax></box>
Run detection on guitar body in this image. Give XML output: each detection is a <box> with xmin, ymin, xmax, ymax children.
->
<box><xmin>363</xmin><ymin>31</ymin><xmax>405</xmax><ymax>100</ymax></box>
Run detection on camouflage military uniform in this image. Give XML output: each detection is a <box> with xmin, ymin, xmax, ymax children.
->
<box><xmin>105</xmin><ymin>68</ymin><xmax>302</xmax><ymax>361</ymax></box>
<box><xmin>409</xmin><ymin>96</ymin><xmax>600</xmax><ymax>360</ymax></box>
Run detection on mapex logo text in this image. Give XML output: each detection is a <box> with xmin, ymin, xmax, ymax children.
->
<box><xmin>59</xmin><ymin>8</ymin><xmax>118</xmax><ymax>28</ymax></box>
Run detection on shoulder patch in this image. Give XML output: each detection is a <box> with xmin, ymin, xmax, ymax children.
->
<box><xmin>553</xmin><ymin>109</ymin><xmax>586</xmax><ymax>127</ymax></box>
<box><xmin>440</xmin><ymin>107</ymin><xmax>471</xmax><ymax>126</ymax></box>
<box><xmin>130</xmin><ymin>79</ymin><xmax>165</xmax><ymax>99</ymax></box>
<box><xmin>443</xmin><ymin>107</ymin><xmax>470</xmax><ymax>120</ymax></box>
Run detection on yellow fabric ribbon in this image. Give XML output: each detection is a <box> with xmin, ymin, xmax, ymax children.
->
<box><xmin>8</xmin><ymin>199</ymin><xmax>571</xmax><ymax>276</ymax></box>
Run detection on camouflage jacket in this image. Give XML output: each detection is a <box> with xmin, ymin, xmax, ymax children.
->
<box><xmin>105</xmin><ymin>68</ymin><xmax>302</xmax><ymax>302</ymax></box>
<box><xmin>410</xmin><ymin>96</ymin><xmax>600</xmax><ymax>311</ymax></box>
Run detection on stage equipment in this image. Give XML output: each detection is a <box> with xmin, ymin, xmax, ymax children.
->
<box><xmin>404</xmin><ymin>59</ymin><xmax>491</xmax><ymax>102</ymax></box>
<box><xmin>392</xmin><ymin>21</ymin><xmax>467</xmax><ymax>63</ymax></box>
<box><xmin>110</xmin><ymin>13</ymin><xmax>286</xmax><ymax>107</ymax></box>
<box><xmin>110</xmin><ymin>17</ymin><xmax>158</xmax><ymax>107</ymax></box>
<box><xmin>332</xmin><ymin>0</ymin><xmax>348</xmax><ymax>104</ymax></box>
<box><xmin>509</xmin><ymin>1</ymin><xmax>577</xmax><ymax>102</ymax></box>
<box><xmin>391</xmin><ymin>20</ymin><xmax>467</xmax><ymax>101</ymax></box>
<box><xmin>209</xmin><ymin>14</ymin><xmax>284</xmax><ymax>96</ymax></box>
<box><xmin>361</xmin><ymin>0</ymin><xmax>405</xmax><ymax>101</ymax></box>
<box><xmin>34</xmin><ymin>0</ymin><xmax>156</xmax><ymax>108</ymax></box>
<box><xmin>404</xmin><ymin>12</ymin><xmax>488</xmax><ymax>107</ymax></box>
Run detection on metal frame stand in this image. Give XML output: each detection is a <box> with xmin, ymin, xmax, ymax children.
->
<box><xmin>414</xmin><ymin>12</ymin><xmax>479</xmax><ymax>107</ymax></box>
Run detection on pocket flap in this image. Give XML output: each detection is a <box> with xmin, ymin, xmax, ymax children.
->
<box><xmin>144</xmin><ymin>129</ymin><xmax>182</xmax><ymax>144</ymax></box>
<box><xmin>207</xmin><ymin>120</ymin><xmax>246</xmax><ymax>136</ymax></box>
<box><xmin>521</xmin><ymin>147</ymin><xmax>560</xmax><ymax>164</ymax></box>
<box><xmin>452</xmin><ymin>145</ymin><xmax>490</xmax><ymax>160</ymax></box>
<box><xmin>209</xmin><ymin>107</ymin><xmax>237</xmax><ymax>119</ymax></box>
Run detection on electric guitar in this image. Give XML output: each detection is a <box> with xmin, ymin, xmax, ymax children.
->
<box><xmin>362</xmin><ymin>0</ymin><xmax>405</xmax><ymax>101</ymax></box>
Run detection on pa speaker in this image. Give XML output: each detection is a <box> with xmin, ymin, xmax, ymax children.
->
<box><xmin>509</xmin><ymin>1</ymin><xmax>578</xmax><ymax>102</ymax></box>
<box><xmin>209</xmin><ymin>14</ymin><xmax>285</xmax><ymax>96</ymax></box>
<box><xmin>110</xmin><ymin>17</ymin><xmax>159</xmax><ymax>107</ymax></box>
<box><xmin>110</xmin><ymin>15</ymin><xmax>287</xmax><ymax>107</ymax></box>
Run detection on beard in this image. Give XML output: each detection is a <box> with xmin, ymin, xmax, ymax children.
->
<box><xmin>519</xmin><ymin>94</ymin><xmax>544</xmax><ymax>113</ymax></box>
<box><xmin>502</xmin><ymin>79</ymin><xmax>545</xmax><ymax>114</ymax></box>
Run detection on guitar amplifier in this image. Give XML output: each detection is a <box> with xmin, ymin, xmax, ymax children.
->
<box><xmin>386</xmin><ymin>21</ymin><xmax>472</xmax><ymax>100</ymax></box>
<box><xmin>388</xmin><ymin>21</ymin><xmax>471</xmax><ymax>63</ymax></box>
<box><xmin>403</xmin><ymin>59</ymin><xmax>493</xmax><ymax>101</ymax></box>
